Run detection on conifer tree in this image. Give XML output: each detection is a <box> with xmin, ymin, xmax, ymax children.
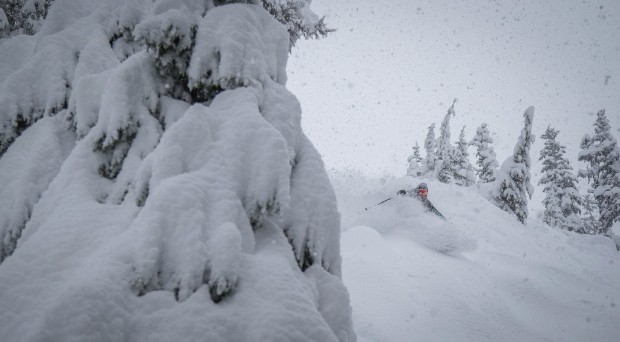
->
<box><xmin>0</xmin><ymin>0</ymin><xmax>333</xmax><ymax>155</ymax></box>
<box><xmin>0</xmin><ymin>0</ymin><xmax>52</xmax><ymax>37</ymax></box>
<box><xmin>469</xmin><ymin>123</ymin><xmax>499</xmax><ymax>183</ymax></box>
<box><xmin>423</xmin><ymin>123</ymin><xmax>437</xmax><ymax>175</ymax></box>
<box><xmin>407</xmin><ymin>142</ymin><xmax>423</xmax><ymax>177</ymax></box>
<box><xmin>452</xmin><ymin>126</ymin><xmax>476</xmax><ymax>186</ymax></box>
<box><xmin>0</xmin><ymin>0</ymin><xmax>342</xmax><ymax>303</ymax></box>
<box><xmin>582</xmin><ymin>192</ymin><xmax>603</xmax><ymax>235</ymax></box>
<box><xmin>0</xmin><ymin>2</ymin><xmax>356</xmax><ymax>340</ymax></box>
<box><xmin>435</xmin><ymin>99</ymin><xmax>456</xmax><ymax>183</ymax></box>
<box><xmin>538</xmin><ymin>126</ymin><xmax>582</xmax><ymax>232</ymax></box>
<box><xmin>260</xmin><ymin>0</ymin><xmax>334</xmax><ymax>50</ymax></box>
<box><xmin>578</xmin><ymin>109</ymin><xmax>620</xmax><ymax>235</ymax></box>
<box><xmin>493</xmin><ymin>107</ymin><xmax>535</xmax><ymax>224</ymax></box>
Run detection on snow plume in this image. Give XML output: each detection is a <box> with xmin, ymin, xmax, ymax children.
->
<box><xmin>0</xmin><ymin>2</ymin><xmax>354</xmax><ymax>341</ymax></box>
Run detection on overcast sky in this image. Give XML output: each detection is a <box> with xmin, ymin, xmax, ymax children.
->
<box><xmin>288</xmin><ymin>0</ymin><xmax>620</xmax><ymax>184</ymax></box>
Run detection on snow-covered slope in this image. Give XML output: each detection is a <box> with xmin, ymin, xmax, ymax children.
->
<box><xmin>331</xmin><ymin>173</ymin><xmax>620</xmax><ymax>342</ymax></box>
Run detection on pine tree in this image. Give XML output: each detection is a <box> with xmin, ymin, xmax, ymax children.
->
<box><xmin>538</xmin><ymin>126</ymin><xmax>582</xmax><ymax>232</ymax></box>
<box><xmin>435</xmin><ymin>99</ymin><xmax>456</xmax><ymax>183</ymax></box>
<box><xmin>0</xmin><ymin>0</ymin><xmax>340</xmax><ymax>312</ymax></box>
<box><xmin>469</xmin><ymin>123</ymin><xmax>499</xmax><ymax>183</ymax></box>
<box><xmin>0</xmin><ymin>4</ymin><xmax>355</xmax><ymax>340</ymax></box>
<box><xmin>582</xmin><ymin>192</ymin><xmax>603</xmax><ymax>234</ymax></box>
<box><xmin>493</xmin><ymin>106</ymin><xmax>535</xmax><ymax>224</ymax></box>
<box><xmin>407</xmin><ymin>142</ymin><xmax>423</xmax><ymax>177</ymax></box>
<box><xmin>578</xmin><ymin>109</ymin><xmax>620</xmax><ymax>235</ymax></box>
<box><xmin>0</xmin><ymin>0</ymin><xmax>52</xmax><ymax>37</ymax></box>
<box><xmin>423</xmin><ymin>123</ymin><xmax>437</xmax><ymax>174</ymax></box>
<box><xmin>452</xmin><ymin>126</ymin><xmax>476</xmax><ymax>186</ymax></box>
<box><xmin>260</xmin><ymin>0</ymin><xmax>334</xmax><ymax>50</ymax></box>
<box><xmin>0</xmin><ymin>0</ymin><xmax>333</xmax><ymax>155</ymax></box>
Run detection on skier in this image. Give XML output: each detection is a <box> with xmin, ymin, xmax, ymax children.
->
<box><xmin>397</xmin><ymin>183</ymin><xmax>445</xmax><ymax>220</ymax></box>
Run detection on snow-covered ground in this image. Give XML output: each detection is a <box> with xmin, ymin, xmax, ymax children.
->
<box><xmin>331</xmin><ymin>173</ymin><xmax>620</xmax><ymax>342</ymax></box>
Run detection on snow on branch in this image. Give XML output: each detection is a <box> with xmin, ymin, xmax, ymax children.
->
<box><xmin>188</xmin><ymin>4</ymin><xmax>289</xmax><ymax>100</ymax></box>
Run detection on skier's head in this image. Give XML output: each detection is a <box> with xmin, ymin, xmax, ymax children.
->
<box><xmin>415</xmin><ymin>183</ymin><xmax>428</xmax><ymax>198</ymax></box>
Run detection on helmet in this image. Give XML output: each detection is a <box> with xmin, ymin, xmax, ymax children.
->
<box><xmin>415</xmin><ymin>183</ymin><xmax>428</xmax><ymax>197</ymax></box>
<box><xmin>416</xmin><ymin>183</ymin><xmax>428</xmax><ymax>190</ymax></box>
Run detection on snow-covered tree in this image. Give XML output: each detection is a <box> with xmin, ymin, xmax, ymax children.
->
<box><xmin>581</xmin><ymin>192</ymin><xmax>603</xmax><ymax>235</ymax></box>
<box><xmin>0</xmin><ymin>8</ymin><xmax>9</xmax><ymax>36</ymax></box>
<box><xmin>423</xmin><ymin>123</ymin><xmax>437</xmax><ymax>174</ymax></box>
<box><xmin>469</xmin><ymin>123</ymin><xmax>498</xmax><ymax>183</ymax></box>
<box><xmin>452</xmin><ymin>126</ymin><xmax>476</xmax><ymax>186</ymax></box>
<box><xmin>0</xmin><ymin>0</ymin><xmax>331</xmax><ymax>44</ymax></box>
<box><xmin>0</xmin><ymin>0</ymin><xmax>52</xmax><ymax>37</ymax></box>
<box><xmin>435</xmin><ymin>99</ymin><xmax>456</xmax><ymax>183</ymax></box>
<box><xmin>578</xmin><ymin>109</ymin><xmax>620</xmax><ymax>235</ymax></box>
<box><xmin>261</xmin><ymin>0</ymin><xmax>334</xmax><ymax>50</ymax></box>
<box><xmin>493</xmin><ymin>106</ymin><xmax>535</xmax><ymax>224</ymax></box>
<box><xmin>0</xmin><ymin>1</ymin><xmax>354</xmax><ymax>341</ymax></box>
<box><xmin>407</xmin><ymin>142</ymin><xmax>423</xmax><ymax>177</ymax></box>
<box><xmin>538</xmin><ymin>126</ymin><xmax>582</xmax><ymax>232</ymax></box>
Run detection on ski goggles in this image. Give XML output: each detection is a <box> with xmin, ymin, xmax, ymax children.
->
<box><xmin>417</xmin><ymin>189</ymin><xmax>428</xmax><ymax>196</ymax></box>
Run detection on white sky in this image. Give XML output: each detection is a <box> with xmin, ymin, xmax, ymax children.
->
<box><xmin>288</xmin><ymin>0</ymin><xmax>620</xmax><ymax>182</ymax></box>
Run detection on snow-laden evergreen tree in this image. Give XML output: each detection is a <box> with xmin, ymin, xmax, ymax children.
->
<box><xmin>260</xmin><ymin>0</ymin><xmax>333</xmax><ymax>50</ymax></box>
<box><xmin>407</xmin><ymin>142</ymin><xmax>423</xmax><ymax>177</ymax></box>
<box><xmin>435</xmin><ymin>99</ymin><xmax>457</xmax><ymax>183</ymax></box>
<box><xmin>493</xmin><ymin>107</ymin><xmax>535</xmax><ymax>224</ymax></box>
<box><xmin>469</xmin><ymin>123</ymin><xmax>499</xmax><ymax>183</ymax></box>
<box><xmin>578</xmin><ymin>109</ymin><xmax>620</xmax><ymax>235</ymax></box>
<box><xmin>0</xmin><ymin>0</ymin><xmax>331</xmax><ymax>43</ymax></box>
<box><xmin>0</xmin><ymin>1</ymin><xmax>354</xmax><ymax>341</ymax></box>
<box><xmin>0</xmin><ymin>0</ymin><xmax>52</xmax><ymax>37</ymax></box>
<box><xmin>452</xmin><ymin>126</ymin><xmax>476</xmax><ymax>186</ymax></box>
<box><xmin>538</xmin><ymin>126</ymin><xmax>582</xmax><ymax>232</ymax></box>
<box><xmin>0</xmin><ymin>8</ymin><xmax>8</xmax><ymax>36</ymax></box>
<box><xmin>581</xmin><ymin>192</ymin><xmax>603</xmax><ymax>235</ymax></box>
<box><xmin>423</xmin><ymin>123</ymin><xmax>437</xmax><ymax>175</ymax></box>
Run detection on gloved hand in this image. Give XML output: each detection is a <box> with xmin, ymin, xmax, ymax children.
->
<box><xmin>397</xmin><ymin>190</ymin><xmax>406</xmax><ymax>196</ymax></box>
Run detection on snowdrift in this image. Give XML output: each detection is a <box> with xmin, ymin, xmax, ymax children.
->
<box><xmin>331</xmin><ymin>173</ymin><xmax>620</xmax><ymax>342</ymax></box>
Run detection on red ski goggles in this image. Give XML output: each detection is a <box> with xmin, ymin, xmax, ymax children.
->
<box><xmin>417</xmin><ymin>188</ymin><xmax>428</xmax><ymax>196</ymax></box>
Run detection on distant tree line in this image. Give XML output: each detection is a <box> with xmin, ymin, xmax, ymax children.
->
<box><xmin>406</xmin><ymin>103</ymin><xmax>619</xmax><ymax>238</ymax></box>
